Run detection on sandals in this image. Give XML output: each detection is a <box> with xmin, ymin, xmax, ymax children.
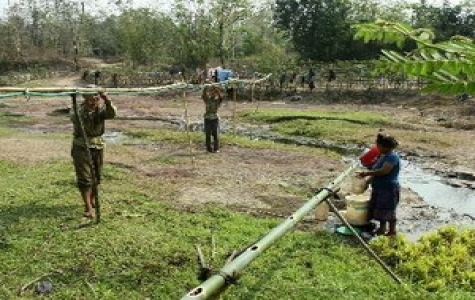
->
<box><xmin>83</xmin><ymin>212</ymin><xmax>96</xmax><ymax>219</ymax></box>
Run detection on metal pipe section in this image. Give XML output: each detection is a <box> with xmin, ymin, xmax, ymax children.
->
<box><xmin>181</xmin><ymin>163</ymin><xmax>359</xmax><ymax>300</ymax></box>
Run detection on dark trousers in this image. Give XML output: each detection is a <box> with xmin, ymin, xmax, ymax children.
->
<box><xmin>71</xmin><ymin>144</ymin><xmax>103</xmax><ymax>190</ymax></box>
<box><xmin>204</xmin><ymin>118</ymin><xmax>219</xmax><ymax>152</ymax></box>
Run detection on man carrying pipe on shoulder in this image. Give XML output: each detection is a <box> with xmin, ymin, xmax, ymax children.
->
<box><xmin>70</xmin><ymin>87</ymin><xmax>117</xmax><ymax>219</ymax></box>
<box><xmin>202</xmin><ymin>84</ymin><xmax>223</xmax><ymax>153</ymax></box>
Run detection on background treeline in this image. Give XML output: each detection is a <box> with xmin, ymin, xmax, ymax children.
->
<box><xmin>0</xmin><ymin>0</ymin><xmax>474</xmax><ymax>74</ymax></box>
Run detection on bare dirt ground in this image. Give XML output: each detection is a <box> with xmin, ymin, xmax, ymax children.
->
<box><xmin>2</xmin><ymin>71</ymin><xmax>475</xmax><ymax>240</ymax></box>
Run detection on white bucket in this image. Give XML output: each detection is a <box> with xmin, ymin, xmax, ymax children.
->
<box><xmin>351</xmin><ymin>176</ymin><xmax>368</xmax><ymax>195</ymax></box>
<box><xmin>314</xmin><ymin>201</ymin><xmax>330</xmax><ymax>230</ymax></box>
<box><xmin>345</xmin><ymin>194</ymin><xmax>370</xmax><ymax>225</ymax></box>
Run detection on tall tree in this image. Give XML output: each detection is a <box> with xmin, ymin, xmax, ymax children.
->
<box><xmin>274</xmin><ymin>0</ymin><xmax>353</xmax><ymax>62</ymax></box>
<box><xmin>172</xmin><ymin>0</ymin><xmax>217</xmax><ymax>69</ymax></box>
<box><xmin>116</xmin><ymin>9</ymin><xmax>176</xmax><ymax>67</ymax></box>
<box><xmin>238</xmin><ymin>2</ymin><xmax>296</xmax><ymax>72</ymax></box>
<box><xmin>210</xmin><ymin>0</ymin><xmax>251</xmax><ymax>66</ymax></box>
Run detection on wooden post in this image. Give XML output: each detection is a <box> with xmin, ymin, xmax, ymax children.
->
<box><xmin>254</xmin><ymin>83</ymin><xmax>261</xmax><ymax>113</ymax></box>
<box><xmin>250</xmin><ymin>83</ymin><xmax>254</xmax><ymax>102</ymax></box>
<box><xmin>183</xmin><ymin>89</ymin><xmax>195</xmax><ymax>169</ymax></box>
<box><xmin>232</xmin><ymin>83</ymin><xmax>237</xmax><ymax>136</ymax></box>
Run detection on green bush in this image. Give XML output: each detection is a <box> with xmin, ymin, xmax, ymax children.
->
<box><xmin>371</xmin><ymin>226</ymin><xmax>475</xmax><ymax>292</ymax></box>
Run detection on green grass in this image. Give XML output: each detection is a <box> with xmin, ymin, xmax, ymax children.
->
<box><xmin>0</xmin><ymin>158</ymin><xmax>474</xmax><ymax>299</ymax></box>
<box><xmin>241</xmin><ymin>109</ymin><xmax>389</xmax><ymax>143</ymax></box>
<box><xmin>124</xmin><ymin>127</ymin><xmax>340</xmax><ymax>158</ymax></box>
<box><xmin>0</xmin><ymin>112</ymin><xmax>38</xmax><ymax>127</ymax></box>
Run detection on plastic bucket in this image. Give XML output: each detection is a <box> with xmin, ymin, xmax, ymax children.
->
<box><xmin>314</xmin><ymin>201</ymin><xmax>330</xmax><ymax>230</ymax></box>
<box><xmin>345</xmin><ymin>194</ymin><xmax>370</xmax><ymax>226</ymax></box>
<box><xmin>359</xmin><ymin>146</ymin><xmax>380</xmax><ymax>168</ymax></box>
<box><xmin>351</xmin><ymin>176</ymin><xmax>368</xmax><ymax>194</ymax></box>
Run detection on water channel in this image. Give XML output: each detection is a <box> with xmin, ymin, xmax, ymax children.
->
<box><xmin>400</xmin><ymin>161</ymin><xmax>475</xmax><ymax>217</ymax></box>
<box><xmin>104</xmin><ymin>123</ymin><xmax>475</xmax><ymax>235</ymax></box>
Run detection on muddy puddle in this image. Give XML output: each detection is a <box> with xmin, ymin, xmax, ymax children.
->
<box><xmin>401</xmin><ymin>161</ymin><xmax>475</xmax><ymax>217</ymax></box>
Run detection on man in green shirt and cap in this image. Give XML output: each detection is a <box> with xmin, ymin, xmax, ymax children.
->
<box><xmin>70</xmin><ymin>89</ymin><xmax>117</xmax><ymax>219</ymax></box>
<box><xmin>202</xmin><ymin>85</ymin><xmax>223</xmax><ymax>153</ymax></box>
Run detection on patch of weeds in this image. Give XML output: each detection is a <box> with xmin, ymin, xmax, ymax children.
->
<box><xmin>0</xmin><ymin>126</ymin><xmax>15</xmax><ymax>137</ymax></box>
<box><xmin>389</xmin><ymin>130</ymin><xmax>452</xmax><ymax>149</ymax></box>
<box><xmin>125</xmin><ymin>127</ymin><xmax>340</xmax><ymax>158</ymax></box>
<box><xmin>0</xmin><ymin>112</ymin><xmax>37</xmax><ymax>126</ymax></box>
<box><xmin>152</xmin><ymin>155</ymin><xmax>180</xmax><ymax>165</ymax></box>
<box><xmin>240</xmin><ymin>109</ymin><xmax>388</xmax><ymax>143</ymax></box>
<box><xmin>125</xmin><ymin>128</ymin><xmax>202</xmax><ymax>144</ymax></box>
<box><xmin>371</xmin><ymin>226</ymin><xmax>475</xmax><ymax>293</ymax></box>
<box><xmin>241</xmin><ymin>109</ymin><xmax>389</xmax><ymax>126</ymax></box>
<box><xmin>274</xmin><ymin>118</ymin><xmax>381</xmax><ymax>143</ymax></box>
<box><xmin>221</xmin><ymin>134</ymin><xmax>340</xmax><ymax>158</ymax></box>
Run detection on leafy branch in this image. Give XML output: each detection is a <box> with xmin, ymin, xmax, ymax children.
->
<box><xmin>352</xmin><ymin>20</ymin><xmax>475</xmax><ymax>94</ymax></box>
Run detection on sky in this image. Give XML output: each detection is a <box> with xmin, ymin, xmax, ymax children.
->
<box><xmin>0</xmin><ymin>0</ymin><xmax>174</xmax><ymax>16</ymax></box>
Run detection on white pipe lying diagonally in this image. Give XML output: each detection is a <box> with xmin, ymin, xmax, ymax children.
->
<box><xmin>181</xmin><ymin>163</ymin><xmax>360</xmax><ymax>300</ymax></box>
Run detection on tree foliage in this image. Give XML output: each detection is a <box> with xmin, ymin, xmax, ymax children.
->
<box><xmin>410</xmin><ymin>1</ymin><xmax>475</xmax><ymax>41</ymax></box>
<box><xmin>274</xmin><ymin>0</ymin><xmax>354</xmax><ymax>62</ymax></box>
<box><xmin>1</xmin><ymin>0</ymin><xmax>475</xmax><ymax>74</ymax></box>
<box><xmin>353</xmin><ymin>20</ymin><xmax>475</xmax><ymax>94</ymax></box>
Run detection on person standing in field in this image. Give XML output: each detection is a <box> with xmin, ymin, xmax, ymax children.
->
<box><xmin>202</xmin><ymin>85</ymin><xmax>223</xmax><ymax>153</ymax></box>
<box><xmin>70</xmin><ymin>88</ymin><xmax>117</xmax><ymax>219</ymax></box>
<box><xmin>357</xmin><ymin>134</ymin><xmax>400</xmax><ymax>237</ymax></box>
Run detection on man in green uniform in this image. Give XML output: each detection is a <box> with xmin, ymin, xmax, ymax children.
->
<box><xmin>202</xmin><ymin>85</ymin><xmax>223</xmax><ymax>153</ymax></box>
<box><xmin>70</xmin><ymin>89</ymin><xmax>117</xmax><ymax>218</ymax></box>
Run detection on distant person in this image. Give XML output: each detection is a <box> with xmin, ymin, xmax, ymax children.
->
<box><xmin>82</xmin><ymin>70</ymin><xmax>89</xmax><ymax>81</ymax></box>
<box><xmin>214</xmin><ymin>69</ymin><xmax>219</xmax><ymax>83</ymax></box>
<box><xmin>308</xmin><ymin>67</ymin><xmax>315</xmax><ymax>81</ymax></box>
<box><xmin>202</xmin><ymin>85</ymin><xmax>223</xmax><ymax>153</ymax></box>
<box><xmin>358</xmin><ymin>134</ymin><xmax>400</xmax><ymax>237</ymax></box>
<box><xmin>308</xmin><ymin>79</ymin><xmax>315</xmax><ymax>92</ymax></box>
<box><xmin>112</xmin><ymin>73</ymin><xmax>118</xmax><ymax>88</ymax></box>
<box><xmin>328</xmin><ymin>69</ymin><xmax>336</xmax><ymax>82</ymax></box>
<box><xmin>70</xmin><ymin>88</ymin><xmax>117</xmax><ymax>219</ymax></box>
<box><xmin>94</xmin><ymin>70</ymin><xmax>101</xmax><ymax>85</ymax></box>
<box><xmin>300</xmin><ymin>74</ymin><xmax>306</xmax><ymax>88</ymax></box>
<box><xmin>289</xmin><ymin>71</ymin><xmax>297</xmax><ymax>84</ymax></box>
<box><xmin>279</xmin><ymin>72</ymin><xmax>286</xmax><ymax>90</ymax></box>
